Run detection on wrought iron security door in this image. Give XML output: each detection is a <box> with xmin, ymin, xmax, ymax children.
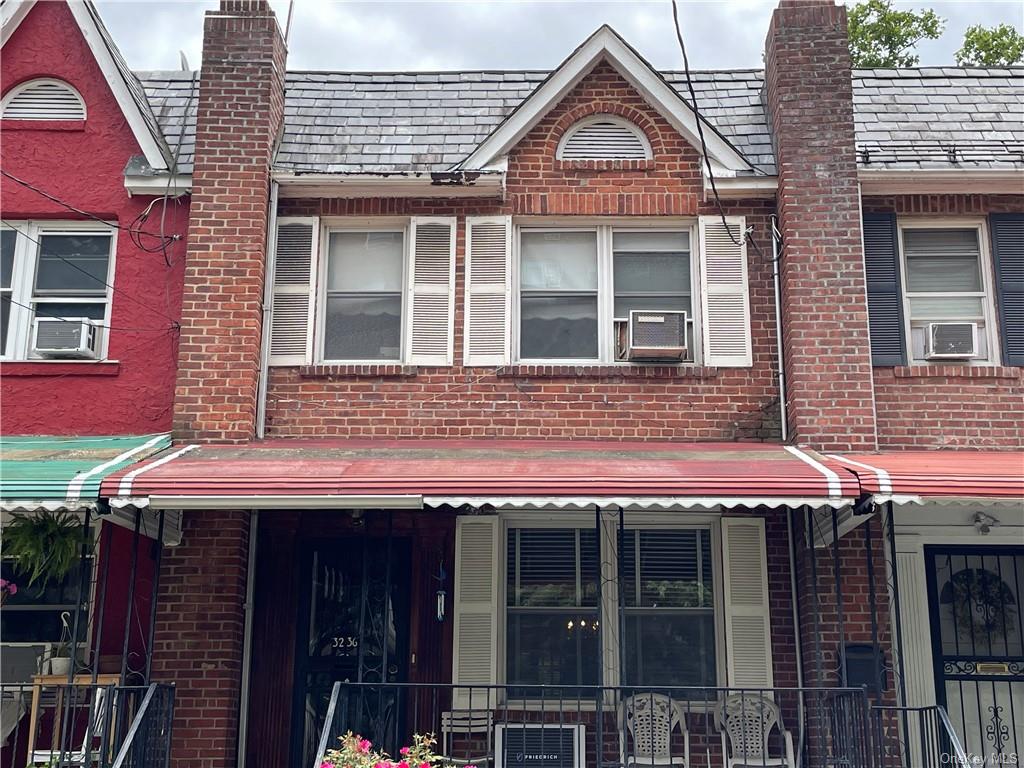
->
<box><xmin>925</xmin><ymin>546</ymin><xmax>1024</xmax><ymax>763</ymax></box>
<box><xmin>293</xmin><ymin>533</ymin><xmax>411</xmax><ymax>768</ymax></box>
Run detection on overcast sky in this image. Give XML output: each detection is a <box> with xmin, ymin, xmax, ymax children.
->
<box><xmin>96</xmin><ymin>0</ymin><xmax>1023</xmax><ymax>73</ymax></box>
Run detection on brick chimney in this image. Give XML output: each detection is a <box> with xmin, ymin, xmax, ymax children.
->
<box><xmin>764</xmin><ymin>0</ymin><xmax>878</xmax><ymax>451</ymax></box>
<box><xmin>173</xmin><ymin>0</ymin><xmax>286</xmax><ymax>442</ymax></box>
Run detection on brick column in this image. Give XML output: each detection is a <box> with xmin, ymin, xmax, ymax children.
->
<box><xmin>764</xmin><ymin>0</ymin><xmax>878</xmax><ymax>451</ymax></box>
<box><xmin>173</xmin><ymin>0</ymin><xmax>286</xmax><ymax>442</ymax></box>
<box><xmin>152</xmin><ymin>511</ymin><xmax>251</xmax><ymax>768</ymax></box>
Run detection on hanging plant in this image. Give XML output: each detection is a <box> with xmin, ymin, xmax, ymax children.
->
<box><xmin>3</xmin><ymin>510</ymin><xmax>82</xmax><ymax>587</ymax></box>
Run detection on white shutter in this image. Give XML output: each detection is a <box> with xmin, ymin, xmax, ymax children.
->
<box><xmin>699</xmin><ymin>216</ymin><xmax>753</xmax><ymax>367</ymax></box>
<box><xmin>407</xmin><ymin>217</ymin><xmax>456</xmax><ymax>366</ymax></box>
<box><xmin>721</xmin><ymin>517</ymin><xmax>774</xmax><ymax>689</ymax></box>
<box><xmin>452</xmin><ymin>515</ymin><xmax>500</xmax><ymax>708</ymax></box>
<box><xmin>268</xmin><ymin>217</ymin><xmax>319</xmax><ymax>366</ymax></box>
<box><xmin>464</xmin><ymin>216</ymin><xmax>512</xmax><ymax>366</ymax></box>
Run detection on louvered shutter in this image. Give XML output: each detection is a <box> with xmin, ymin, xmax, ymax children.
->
<box><xmin>863</xmin><ymin>212</ymin><xmax>907</xmax><ymax>366</ymax></box>
<box><xmin>268</xmin><ymin>217</ymin><xmax>318</xmax><ymax>366</ymax></box>
<box><xmin>990</xmin><ymin>213</ymin><xmax>1024</xmax><ymax>366</ymax></box>
<box><xmin>464</xmin><ymin>216</ymin><xmax>512</xmax><ymax>366</ymax></box>
<box><xmin>721</xmin><ymin>517</ymin><xmax>774</xmax><ymax>689</ymax></box>
<box><xmin>407</xmin><ymin>217</ymin><xmax>456</xmax><ymax>366</ymax></box>
<box><xmin>2</xmin><ymin>80</ymin><xmax>85</xmax><ymax>120</ymax></box>
<box><xmin>452</xmin><ymin>516</ymin><xmax>500</xmax><ymax>708</ymax></box>
<box><xmin>699</xmin><ymin>216</ymin><xmax>752</xmax><ymax>367</ymax></box>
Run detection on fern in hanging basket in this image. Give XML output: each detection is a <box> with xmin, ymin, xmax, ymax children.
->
<box><xmin>3</xmin><ymin>510</ymin><xmax>82</xmax><ymax>587</ymax></box>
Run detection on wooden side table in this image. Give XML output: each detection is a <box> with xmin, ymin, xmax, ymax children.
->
<box><xmin>26</xmin><ymin>674</ymin><xmax>120</xmax><ymax>758</ymax></box>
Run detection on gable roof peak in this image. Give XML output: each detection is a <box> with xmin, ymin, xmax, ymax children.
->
<box><xmin>457</xmin><ymin>22</ymin><xmax>754</xmax><ymax>175</ymax></box>
<box><xmin>1</xmin><ymin>0</ymin><xmax>172</xmax><ymax>171</ymax></box>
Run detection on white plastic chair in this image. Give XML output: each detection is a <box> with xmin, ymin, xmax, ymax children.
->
<box><xmin>30</xmin><ymin>686</ymin><xmax>108</xmax><ymax>765</ymax></box>
<box><xmin>619</xmin><ymin>693</ymin><xmax>690</xmax><ymax>767</ymax></box>
<box><xmin>441</xmin><ymin>709</ymin><xmax>494</xmax><ymax>767</ymax></box>
<box><xmin>714</xmin><ymin>694</ymin><xmax>794</xmax><ymax>768</ymax></box>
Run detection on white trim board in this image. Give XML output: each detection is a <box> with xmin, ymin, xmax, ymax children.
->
<box><xmin>457</xmin><ymin>25</ymin><xmax>753</xmax><ymax>176</ymax></box>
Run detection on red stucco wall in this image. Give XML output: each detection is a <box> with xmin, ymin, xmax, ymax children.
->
<box><xmin>0</xmin><ymin>1</ymin><xmax>188</xmax><ymax>436</ymax></box>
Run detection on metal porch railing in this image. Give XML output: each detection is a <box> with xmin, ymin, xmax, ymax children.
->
<box><xmin>311</xmin><ymin>682</ymin><xmax>883</xmax><ymax>768</ymax></box>
<box><xmin>871</xmin><ymin>705</ymin><xmax>969</xmax><ymax>768</ymax></box>
<box><xmin>0</xmin><ymin>682</ymin><xmax>174</xmax><ymax>768</ymax></box>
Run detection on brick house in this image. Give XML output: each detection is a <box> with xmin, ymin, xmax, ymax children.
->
<box><xmin>1</xmin><ymin>1</ymin><xmax>1022</xmax><ymax>767</ymax></box>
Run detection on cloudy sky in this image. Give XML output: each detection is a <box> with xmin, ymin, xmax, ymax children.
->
<box><xmin>96</xmin><ymin>0</ymin><xmax>1023</xmax><ymax>73</ymax></box>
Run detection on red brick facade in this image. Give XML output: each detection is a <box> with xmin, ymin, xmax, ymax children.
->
<box><xmin>151</xmin><ymin>511</ymin><xmax>250</xmax><ymax>768</ymax></box>
<box><xmin>863</xmin><ymin>194</ymin><xmax>1024</xmax><ymax>448</ymax></box>
<box><xmin>764</xmin><ymin>0</ymin><xmax>878</xmax><ymax>452</ymax></box>
<box><xmin>268</xmin><ymin>64</ymin><xmax>784</xmax><ymax>441</ymax></box>
<box><xmin>172</xmin><ymin>0</ymin><xmax>286</xmax><ymax>443</ymax></box>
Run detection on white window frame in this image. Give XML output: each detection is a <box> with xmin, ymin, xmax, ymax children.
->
<box><xmin>512</xmin><ymin>220</ymin><xmax>701</xmax><ymax>365</ymax></box>
<box><xmin>498</xmin><ymin>512</ymin><xmax>726</xmax><ymax>701</ymax></box>
<box><xmin>555</xmin><ymin>115</ymin><xmax>653</xmax><ymax>161</ymax></box>
<box><xmin>315</xmin><ymin>219</ymin><xmax>410</xmax><ymax>365</ymax></box>
<box><xmin>1</xmin><ymin>220</ymin><xmax>116</xmax><ymax>361</ymax></box>
<box><xmin>897</xmin><ymin>218</ymin><xmax>999</xmax><ymax>366</ymax></box>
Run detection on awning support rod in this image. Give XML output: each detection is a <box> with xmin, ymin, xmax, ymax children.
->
<box><xmin>144</xmin><ymin>510</ymin><xmax>165</xmax><ymax>684</ymax></box>
<box><xmin>60</xmin><ymin>507</ymin><xmax>93</xmax><ymax>761</ymax></box>
<box><xmin>885</xmin><ymin>502</ymin><xmax>912</xmax><ymax>767</ymax></box>
<box><xmin>92</xmin><ymin>522</ymin><xmax>113</xmax><ymax>685</ymax></box>
<box><xmin>864</xmin><ymin>512</ymin><xmax>884</xmax><ymax>697</ymax></box>
<box><xmin>832</xmin><ymin>507</ymin><xmax>848</xmax><ymax>687</ymax></box>
<box><xmin>617</xmin><ymin>505</ymin><xmax>626</xmax><ymax>684</ymax></box>
<box><xmin>121</xmin><ymin>509</ymin><xmax>142</xmax><ymax>683</ymax></box>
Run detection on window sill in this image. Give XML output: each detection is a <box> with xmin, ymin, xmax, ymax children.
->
<box><xmin>298</xmin><ymin>364</ymin><xmax>419</xmax><ymax>379</ymax></box>
<box><xmin>0</xmin><ymin>360</ymin><xmax>120</xmax><ymax>376</ymax></box>
<box><xmin>0</xmin><ymin>119</ymin><xmax>86</xmax><ymax>132</ymax></box>
<box><xmin>889</xmin><ymin>365</ymin><xmax>1021</xmax><ymax>380</ymax></box>
<box><xmin>497</xmin><ymin>364</ymin><xmax>718</xmax><ymax>379</ymax></box>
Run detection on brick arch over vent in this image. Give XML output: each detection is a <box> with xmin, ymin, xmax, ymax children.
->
<box><xmin>550</xmin><ymin>102</ymin><xmax>661</xmax><ymax>165</ymax></box>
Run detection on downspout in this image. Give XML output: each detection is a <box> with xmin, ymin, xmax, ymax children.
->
<box><xmin>237</xmin><ymin>509</ymin><xmax>259</xmax><ymax>768</ymax></box>
<box><xmin>787</xmin><ymin>507</ymin><xmax>805</xmax><ymax>767</ymax></box>
<box><xmin>256</xmin><ymin>180</ymin><xmax>279</xmax><ymax>439</ymax></box>
<box><xmin>770</xmin><ymin>215</ymin><xmax>788</xmax><ymax>442</ymax></box>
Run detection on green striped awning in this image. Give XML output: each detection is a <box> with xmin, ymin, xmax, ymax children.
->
<box><xmin>0</xmin><ymin>434</ymin><xmax>171</xmax><ymax>508</ymax></box>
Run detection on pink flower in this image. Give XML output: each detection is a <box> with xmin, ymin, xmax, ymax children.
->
<box><xmin>6</xmin><ymin>584</ymin><xmax>15</xmax><ymax>596</ymax></box>
<box><xmin>321</xmin><ymin>762</ymin><xmax>332</xmax><ymax>768</ymax></box>
<box><xmin>397</xmin><ymin>761</ymin><xmax>410</xmax><ymax>768</ymax></box>
<box><xmin>359</xmin><ymin>740</ymin><xmax>372</xmax><ymax>754</ymax></box>
<box><xmin>400</xmin><ymin>748</ymin><xmax>410</xmax><ymax>756</ymax></box>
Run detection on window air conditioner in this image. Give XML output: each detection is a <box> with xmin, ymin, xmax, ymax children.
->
<box><xmin>494</xmin><ymin>723</ymin><xmax>585</xmax><ymax>768</ymax></box>
<box><xmin>926</xmin><ymin>322</ymin><xmax>977</xmax><ymax>360</ymax></box>
<box><xmin>627</xmin><ymin>310</ymin><xmax>687</xmax><ymax>361</ymax></box>
<box><xmin>32</xmin><ymin>317</ymin><xmax>100</xmax><ymax>359</ymax></box>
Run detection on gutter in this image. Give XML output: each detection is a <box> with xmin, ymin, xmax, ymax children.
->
<box><xmin>237</xmin><ymin>509</ymin><xmax>258</xmax><ymax>768</ymax></box>
<box><xmin>272</xmin><ymin>170</ymin><xmax>505</xmax><ymax>199</ymax></box>
<box><xmin>770</xmin><ymin>216</ymin><xmax>788</xmax><ymax>442</ymax></box>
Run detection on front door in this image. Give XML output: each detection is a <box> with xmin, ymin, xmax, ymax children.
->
<box><xmin>925</xmin><ymin>546</ymin><xmax>1024</xmax><ymax>762</ymax></box>
<box><xmin>292</xmin><ymin>536</ymin><xmax>411</xmax><ymax>768</ymax></box>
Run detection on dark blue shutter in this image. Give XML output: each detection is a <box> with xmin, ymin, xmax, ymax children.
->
<box><xmin>990</xmin><ymin>213</ymin><xmax>1024</xmax><ymax>366</ymax></box>
<box><xmin>863</xmin><ymin>212</ymin><xmax>907</xmax><ymax>366</ymax></box>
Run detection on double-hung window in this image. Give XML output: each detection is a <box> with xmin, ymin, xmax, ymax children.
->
<box><xmin>505</xmin><ymin>527</ymin><xmax>600</xmax><ymax>691</ymax></box>
<box><xmin>899</xmin><ymin>222</ymin><xmax>997</xmax><ymax>363</ymax></box>
<box><xmin>504</xmin><ymin>524</ymin><xmax>719</xmax><ymax>696</ymax></box>
<box><xmin>322</xmin><ymin>229</ymin><xmax>405</xmax><ymax>361</ymax></box>
<box><xmin>0</xmin><ymin>222</ymin><xmax>114</xmax><ymax>360</ymax></box>
<box><xmin>620</xmin><ymin>529</ymin><xmax>715</xmax><ymax>688</ymax></box>
<box><xmin>517</xmin><ymin>225</ymin><xmax>695</xmax><ymax>363</ymax></box>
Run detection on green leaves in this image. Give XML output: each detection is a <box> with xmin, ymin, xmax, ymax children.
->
<box><xmin>2</xmin><ymin>510</ymin><xmax>83</xmax><ymax>587</ymax></box>
<box><xmin>956</xmin><ymin>23</ymin><xmax>1024</xmax><ymax>66</ymax></box>
<box><xmin>848</xmin><ymin>0</ymin><xmax>946</xmax><ymax>68</ymax></box>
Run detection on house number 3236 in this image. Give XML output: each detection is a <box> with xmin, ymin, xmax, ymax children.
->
<box><xmin>331</xmin><ymin>636</ymin><xmax>359</xmax><ymax>649</ymax></box>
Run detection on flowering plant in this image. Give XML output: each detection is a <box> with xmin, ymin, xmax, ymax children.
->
<box><xmin>0</xmin><ymin>578</ymin><xmax>17</xmax><ymax>606</ymax></box>
<box><xmin>320</xmin><ymin>732</ymin><xmax>474</xmax><ymax>768</ymax></box>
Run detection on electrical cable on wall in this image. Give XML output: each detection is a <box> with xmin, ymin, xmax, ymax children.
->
<box><xmin>1</xmin><ymin>219</ymin><xmax>181</xmax><ymax>326</ymax></box>
<box><xmin>669</xmin><ymin>0</ymin><xmax>768</xmax><ymax>262</ymax></box>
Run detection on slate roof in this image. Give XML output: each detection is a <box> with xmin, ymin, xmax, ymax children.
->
<box><xmin>137</xmin><ymin>66</ymin><xmax>1024</xmax><ymax>177</ymax></box>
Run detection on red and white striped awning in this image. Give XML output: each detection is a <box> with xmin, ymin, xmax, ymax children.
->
<box><xmin>101</xmin><ymin>439</ymin><xmax>857</xmax><ymax>510</ymax></box>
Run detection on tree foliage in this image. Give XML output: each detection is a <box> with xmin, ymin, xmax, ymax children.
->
<box><xmin>955</xmin><ymin>23</ymin><xmax>1024</xmax><ymax>66</ymax></box>
<box><xmin>848</xmin><ymin>0</ymin><xmax>946</xmax><ymax>68</ymax></box>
